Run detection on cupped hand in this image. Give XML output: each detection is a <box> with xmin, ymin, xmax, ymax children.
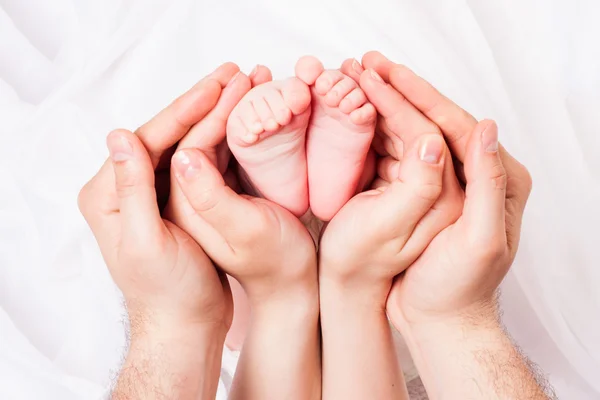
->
<box><xmin>163</xmin><ymin>65</ymin><xmax>317</xmax><ymax>305</ymax></box>
<box><xmin>319</xmin><ymin>132</ymin><xmax>460</xmax><ymax>306</ymax></box>
<box><xmin>78</xmin><ymin>64</ymin><xmax>245</xmax><ymax>334</ymax></box>
<box><xmin>360</xmin><ymin>52</ymin><xmax>532</xmax><ymax>327</ymax></box>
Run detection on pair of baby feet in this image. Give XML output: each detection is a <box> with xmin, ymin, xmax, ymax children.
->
<box><xmin>227</xmin><ymin>56</ymin><xmax>377</xmax><ymax>221</ymax></box>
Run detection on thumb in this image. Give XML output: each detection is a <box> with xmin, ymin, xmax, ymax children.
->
<box><xmin>376</xmin><ymin>134</ymin><xmax>445</xmax><ymax>238</ymax></box>
<box><xmin>172</xmin><ymin>148</ymin><xmax>257</xmax><ymax>243</ymax></box>
<box><xmin>462</xmin><ymin>120</ymin><xmax>507</xmax><ymax>243</ymax></box>
<box><xmin>106</xmin><ymin>129</ymin><xmax>164</xmax><ymax>243</ymax></box>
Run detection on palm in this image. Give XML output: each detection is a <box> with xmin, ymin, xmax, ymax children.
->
<box><xmin>163</xmin><ymin>221</ymin><xmax>233</xmax><ymax>326</ymax></box>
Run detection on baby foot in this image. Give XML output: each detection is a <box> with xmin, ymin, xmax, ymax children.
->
<box><xmin>295</xmin><ymin>56</ymin><xmax>377</xmax><ymax>221</ymax></box>
<box><xmin>227</xmin><ymin>77</ymin><xmax>312</xmax><ymax>216</ymax></box>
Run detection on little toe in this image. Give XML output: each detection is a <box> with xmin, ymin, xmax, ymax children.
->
<box><xmin>349</xmin><ymin>103</ymin><xmax>377</xmax><ymax>126</ymax></box>
<box><xmin>281</xmin><ymin>77</ymin><xmax>311</xmax><ymax>116</ymax></box>
<box><xmin>324</xmin><ymin>76</ymin><xmax>357</xmax><ymax>108</ymax></box>
<box><xmin>314</xmin><ymin>70</ymin><xmax>344</xmax><ymax>96</ymax></box>
<box><xmin>264</xmin><ymin>90</ymin><xmax>293</xmax><ymax>125</ymax></box>
<box><xmin>339</xmin><ymin>87</ymin><xmax>367</xmax><ymax>114</ymax></box>
<box><xmin>295</xmin><ymin>55</ymin><xmax>324</xmax><ymax>85</ymax></box>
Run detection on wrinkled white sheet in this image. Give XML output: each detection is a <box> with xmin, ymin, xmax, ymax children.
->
<box><xmin>1</xmin><ymin>0</ymin><xmax>599</xmax><ymax>398</ymax></box>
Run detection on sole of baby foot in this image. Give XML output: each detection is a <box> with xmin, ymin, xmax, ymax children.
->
<box><xmin>295</xmin><ymin>55</ymin><xmax>377</xmax><ymax>221</ymax></box>
<box><xmin>226</xmin><ymin>77</ymin><xmax>312</xmax><ymax>217</ymax></box>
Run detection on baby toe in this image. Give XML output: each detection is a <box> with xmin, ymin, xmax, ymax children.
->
<box><xmin>264</xmin><ymin>90</ymin><xmax>293</xmax><ymax>125</ymax></box>
<box><xmin>281</xmin><ymin>77</ymin><xmax>311</xmax><ymax>116</ymax></box>
<box><xmin>339</xmin><ymin>87</ymin><xmax>367</xmax><ymax>114</ymax></box>
<box><xmin>324</xmin><ymin>76</ymin><xmax>358</xmax><ymax>108</ymax></box>
<box><xmin>349</xmin><ymin>103</ymin><xmax>377</xmax><ymax>126</ymax></box>
<box><xmin>252</xmin><ymin>97</ymin><xmax>278</xmax><ymax>131</ymax></box>
<box><xmin>314</xmin><ymin>70</ymin><xmax>344</xmax><ymax>96</ymax></box>
<box><xmin>295</xmin><ymin>55</ymin><xmax>324</xmax><ymax>86</ymax></box>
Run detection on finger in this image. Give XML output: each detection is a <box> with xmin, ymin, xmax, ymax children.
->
<box><xmin>462</xmin><ymin>120</ymin><xmax>507</xmax><ymax>244</ymax></box>
<box><xmin>178</xmin><ymin>71</ymin><xmax>252</xmax><ymax>165</ymax></box>
<box><xmin>78</xmin><ymin>158</ymin><xmax>119</xmax><ymax>240</ymax></box>
<box><xmin>359</xmin><ymin>69</ymin><xmax>440</xmax><ymax>148</ymax></box>
<box><xmin>376</xmin><ymin>134</ymin><xmax>445</xmax><ymax>238</ymax></box>
<box><xmin>387</xmin><ymin>65</ymin><xmax>476</xmax><ymax>163</ymax></box>
<box><xmin>340</xmin><ymin>58</ymin><xmax>364</xmax><ymax>83</ymax></box>
<box><xmin>106</xmin><ymin>129</ymin><xmax>164</xmax><ymax>243</ymax></box>
<box><xmin>356</xmin><ymin>149</ymin><xmax>377</xmax><ymax>192</ymax></box>
<box><xmin>371</xmin><ymin>177</ymin><xmax>390</xmax><ymax>190</ymax></box>
<box><xmin>135</xmin><ymin>63</ymin><xmax>241</xmax><ymax>166</ymax></box>
<box><xmin>361</xmin><ymin>52</ymin><xmax>476</xmax><ymax>163</ymax></box>
<box><xmin>172</xmin><ymin>148</ymin><xmax>258</xmax><ymax>244</ymax></box>
<box><xmin>361</xmin><ymin>51</ymin><xmax>395</xmax><ymax>81</ymax></box>
<box><xmin>249</xmin><ymin>64</ymin><xmax>273</xmax><ymax>87</ymax></box>
<box><xmin>377</xmin><ymin>156</ymin><xmax>401</xmax><ymax>182</ymax></box>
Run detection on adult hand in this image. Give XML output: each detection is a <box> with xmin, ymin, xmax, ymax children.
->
<box><xmin>359</xmin><ymin>51</ymin><xmax>532</xmax><ymax>326</ymax></box>
<box><xmin>78</xmin><ymin>64</ymin><xmax>244</xmax><ymax>399</ymax></box>
<box><xmin>360</xmin><ymin>52</ymin><xmax>547</xmax><ymax>399</ymax></box>
<box><xmin>166</xmin><ymin>63</ymin><xmax>320</xmax><ymax>400</ymax></box>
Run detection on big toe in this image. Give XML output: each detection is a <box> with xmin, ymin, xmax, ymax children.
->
<box><xmin>281</xmin><ymin>77</ymin><xmax>312</xmax><ymax>116</ymax></box>
<box><xmin>295</xmin><ymin>55</ymin><xmax>324</xmax><ymax>85</ymax></box>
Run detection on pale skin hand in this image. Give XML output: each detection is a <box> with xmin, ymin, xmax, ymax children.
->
<box><xmin>360</xmin><ymin>51</ymin><xmax>554</xmax><ymax>399</ymax></box>
<box><xmin>78</xmin><ymin>64</ymin><xmax>241</xmax><ymax>400</ymax></box>
<box><xmin>318</xmin><ymin>126</ymin><xmax>462</xmax><ymax>400</ymax></box>
<box><xmin>166</xmin><ymin>70</ymin><xmax>321</xmax><ymax>400</ymax></box>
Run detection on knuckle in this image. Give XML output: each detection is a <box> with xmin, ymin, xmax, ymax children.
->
<box><xmin>519</xmin><ymin>165</ymin><xmax>533</xmax><ymax>194</ymax></box>
<box><xmin>414</xmin><ymin>181</ymin><xmax>443</xmax><ymax>202</ymax></box>
<box><xmin>489</xmin><ymin>163</ymin><xmax>508</xmax><ymax>190</ymax></box>
<box><xmin>466</xmin><ymin>234</ymin><xmax>506</xmax><ymax>263</ymax></box>
<box><xmin>190</xmin><ymin>188</ymin><xmax>219</xmax><ymax>213</ymax></box>
<box><xmin>77</xmin><ymin>183</ymin><xmax>92</xmax><ymax>215</ymax></box>
<box><xmin>114</xmin><ymin>161</ymin><xmax>143</xmax><ymax>199</ymax></box>
<box><xmin>241</xmin><ymin>212</ymin><xmax>271</xmax><ymax>244</ymax></box>
<box><xmin>115</xmin><ymin>174</ymin><xmax>140</xmax><ymax>199</ymax></box>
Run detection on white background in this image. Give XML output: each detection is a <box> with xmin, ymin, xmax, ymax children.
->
<box><xmin>1</xmin><ymin>0</ymin><xmax>599</xmax><ymax>398</ymax></box>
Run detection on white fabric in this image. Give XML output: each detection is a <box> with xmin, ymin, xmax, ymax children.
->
<box><xmin>1</xmin><ymin>0</ymin><xmax>599</xmax><ymax>398</ymax></box>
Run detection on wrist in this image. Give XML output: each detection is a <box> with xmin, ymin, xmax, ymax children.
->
<box><xmin>319</xmin><ymin>268</ymin><xmax>391</xmax><ymax>313</ymax></box>
<box><xmin>117</xmin><ymin>316</ymin><xmax>226</xmax><ymax>400</ymax></box>
<box><xmin>398</xmin><ymin>311</ymin><xmax>520</xmax><ymax>400</ymax></box>
<box><xmin>243</xmin><ymin>260</ymin><xmax>319</xmax><ymax>313</ymax></box>
<box><xmin>391</xmin><ymin>290</ymin><xmax>501</xmax><ymax>335</ymax></box>
<box><xmin>126</xmin><ymin>305</ymin><xmax>229</xmax><ymax>346</ymax></box>
<box><xmin>249</xmin><ymin>282</ymin><xmax>320</xmax><ymax>323</ymax></box>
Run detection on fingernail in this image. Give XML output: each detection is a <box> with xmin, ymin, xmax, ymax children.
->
<box><xmin>174</xmin><ymin>150</ymin><xmax>201</xmax><ymax>179</ymax></box>
<box><xmin>249</xmin><ymin>65</ymin><xmax>260</xmax><ymax>79</ymax></box>
<box><xmin>351</xmin><ymin>59</ymin><xmax>363</xmax><ymax>75</ymax></box>
<box><xmin>481</xmin><ymin>122</ymin><xmax>499</xmax><ymax>152</ymax></box>
<box><xmin>108</xmin><ymin>134</ymin><xmax>133</xmax><ymax>162</ymax></box>
<box><xmin>227</xmin><ymin>71</ymin><xmax>241</xmax><ymax>87</ymax></box>
<box><xmin>369</xmin><ymin>69</ymin><xmax>384</xmax><ymax>83</ymax></box>
<box><xmin>420</xmin><ymin>136</ymin><xmax>443</xmax><ymax>164</ymax></box>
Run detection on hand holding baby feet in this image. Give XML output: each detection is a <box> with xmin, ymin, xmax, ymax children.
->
<box><xmin>295</xmin><ymin>56</ymin><xmax>377</xmax><ymax>221</ymax></box>
<box><xmin>318</xmin><ymin>134</ymin><xmax>461</xmax><ymax>400</ymax></box>
<box><xmin>227</xmin><ymin>69</ymin><xmax>312</xmax><ymax>217</ymax></box>
<box><xmin>171</xmin><ymin>148</ymin><xmax>320</xmax><ymax>400</ymax></box>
